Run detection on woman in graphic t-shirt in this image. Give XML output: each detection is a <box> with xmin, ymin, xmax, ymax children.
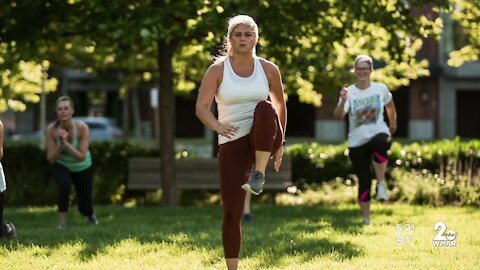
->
<box><xmin>334</xmin><ymin>55</ymin><xmax>397</xmax><ymax>225</ymax></box>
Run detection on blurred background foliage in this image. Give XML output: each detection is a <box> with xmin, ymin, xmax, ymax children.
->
<box><xmin>0</xmin><ymin>0</ymin><xmax>478</xmax><ymax>108</ymax></box>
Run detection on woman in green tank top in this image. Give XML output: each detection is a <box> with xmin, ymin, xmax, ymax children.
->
<box><xmin>46</xmin><ymin>96</ymin><xmax>98</xmax><ymax>228</ymax></box>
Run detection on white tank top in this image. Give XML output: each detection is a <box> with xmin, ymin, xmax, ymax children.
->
<box><xmin>215</xmin><ymin>57</ymin><xmax>269</xmax><ymax>144</ymax></box>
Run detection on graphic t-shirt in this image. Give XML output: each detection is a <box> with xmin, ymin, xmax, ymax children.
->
<box><xmin>341</xmin><ymin>82</ymin><xmax>392</xmax><ymax>147</ymax></box>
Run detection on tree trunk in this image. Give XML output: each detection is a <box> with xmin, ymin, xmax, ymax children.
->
<box><xmin>122</xmin><ymin>91</ymin><xmax>129</xmax><ymax>136</ymax></box>
<box><xmin>132</xmin><ymin>88</ymin><xmax>142</xmax><ymax>139</ymax></box>
<box><xmin>39</xmin><ymin>64</ymin><xmax>46</xmax><ymax>150</ymax></box>
<box><xmin>157</xmin><ymin>41</ymin><xmax>178</xmax><ymax>207</ymax></box>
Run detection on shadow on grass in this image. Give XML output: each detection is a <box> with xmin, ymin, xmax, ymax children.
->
<box><xmin>2</xmin><ymin>204</ymin><xmax>371</xmax><ymax>266</ymax></box>
<box><xmin>240</xmin><ymin>204</ymin><xmax>366</xmax><ymax>267</ymax></box>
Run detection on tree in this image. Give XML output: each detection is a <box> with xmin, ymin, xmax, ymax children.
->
<box><xmin>445</xmin><ymin>0</ymin><xmax>480</xmax><ymax>67</ymax></box>
<box><xmin>0</xmin><ymin>51</ymin><xmax>58</xmax><ymax>113</ymax></box>
<box><xmin>0</xmin><ymin>44</ymin><xmax>58</xmax><ymax>149</ymax></box>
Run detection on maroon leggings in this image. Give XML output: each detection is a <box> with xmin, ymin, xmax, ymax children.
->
<box><xmin>218</xmin><ymin>100</ymin><xmax>283</xmax><ymax>258</ymax></box>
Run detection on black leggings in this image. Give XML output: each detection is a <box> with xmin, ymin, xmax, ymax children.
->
<box><xmin>349</xmin><ymin>133</ymin><xmax>391</xmax><ymax>202</ymax></box>
<box><xmin>49</xmin><ymin>163</ymin><xmax>94</xmax><ymax>216</ymax></box>
<box><xmin>0</xmin><ymin>191</ymin><xmax>5</xmax><ymax>226</ymax></box>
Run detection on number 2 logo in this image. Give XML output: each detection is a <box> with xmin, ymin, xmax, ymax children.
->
<box><xmin>433</xmin><ymin>221</ymin><xmax>457</xmax><ymax>241</ymax></box>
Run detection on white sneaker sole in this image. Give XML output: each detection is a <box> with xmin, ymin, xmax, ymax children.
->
<box><xmin>376</xmin><ymin>195</ymin><xmax>389</xmax><ymax>201</ymax></box>
<box><xmin>241</xmin><ymin>184</ymin><xmax>262</xmax><ymax>195</ymax></box>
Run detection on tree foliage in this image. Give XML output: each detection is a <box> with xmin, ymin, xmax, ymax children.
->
<box><xmin>1</xmin><ymin>0</ymin><xmax>476</xmax><ymax>107</ymax></box>
<box><xmin>0</xmin><ymin>45</ymin><xmax>58</xmax><ymax>112</ymax></box>
<box><xmin>445</xmin><ymin>0</ymin><xmax>480</xmax><ymax>67</ymax></box>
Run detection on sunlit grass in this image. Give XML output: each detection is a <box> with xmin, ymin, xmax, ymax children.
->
<box><xmin>1</xmin><ymin>204</ymin><xmax>479</xmax><ymax>269</ymax></box>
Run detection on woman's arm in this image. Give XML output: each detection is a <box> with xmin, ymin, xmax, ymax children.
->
<box><xmin>385</xmin><ymin>100</ymin><xmax>397</xmax><ymax>135</ymax></box>
<box><xmin>262</xmin><ymin>59</ymin><xmax>287</xmax><ymax>172</ymax></box>
<box><xmin>334</xmin><ymin>86</ymin><xmax>348</xmax><ymax>120</ymax></box>
<box><xmin>263</xmin><ymin>59</ymin><xmax>287</xmax><ymax>139</ymax></box>
<box><xmin>46</xmin><ymin>124</ymin><xmax>63</xmax><ymax>164</ymax></box>
<box><xmin>195</xmin><ymin>62</ymin><xmax>238</xmax><ymax>139</ymax></box>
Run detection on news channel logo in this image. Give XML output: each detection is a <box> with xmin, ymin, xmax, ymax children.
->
<box><xmin>432</xmin><ymin>221</ymin><xmax>457</xmax><ymax>247</ymax></box>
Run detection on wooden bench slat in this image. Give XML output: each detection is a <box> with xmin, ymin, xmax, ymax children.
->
<box><xmin>128</xmin><ymin>158</ymin><xmax>292</xmax><ymax>191</ymax></box>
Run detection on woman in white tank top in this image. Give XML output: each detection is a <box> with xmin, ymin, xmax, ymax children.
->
<box><xmin>196</xmin><ymin>15</ymin><xmax>287</xmax><ymax>270</ymax></box>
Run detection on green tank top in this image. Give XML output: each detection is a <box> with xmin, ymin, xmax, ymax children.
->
<box><xmin>57</xmin><ymin>120</ymin><xmax>92</xmax><ymax>172</ymax></box>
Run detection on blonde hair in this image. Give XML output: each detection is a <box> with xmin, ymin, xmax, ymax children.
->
<box><xmin>55</xmin><ymin>95</ymin><xmax>74</xmax><ymax>110</ymax></box>
<box><xmin>213</xmin><ymin>15</ymin><xmax>259</xmax><ymax>63</ymax></box>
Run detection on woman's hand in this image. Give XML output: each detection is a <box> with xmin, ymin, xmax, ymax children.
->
<box><xmin>339</xmin><ymin>85</ymin><xmax>348</xmax><ymax>102</ymax></box>
<box><xmin>273</xmin><ymin>147</ymin><xmax>283</xmax><ymax>172</ymax></box>
<box><xmin>58</xmin><ymin>129</ymin><xmax>68</xmax><ymax>145</ymax></box>
<box><xmin>215</xmin><ymin>123</ymin><xmax>239</xmax><ymax>139</ymax></box>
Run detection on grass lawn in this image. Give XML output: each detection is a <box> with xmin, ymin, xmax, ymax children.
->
<box><xmin>1</xmin><ymin>203</ymin><xmax>479</xmax><ymax>269</ymax></box>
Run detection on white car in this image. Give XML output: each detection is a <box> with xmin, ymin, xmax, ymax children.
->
<box><xmin>74</xmin><ymin>117</ymin><xmax>123</xmax><ymax>141</ymax></box>
<box><xmin>10</xmin><ymin>117</ymin><xmax>123</xmax><ymax>141</ymax></box>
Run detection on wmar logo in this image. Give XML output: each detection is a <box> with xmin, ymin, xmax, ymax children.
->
<box><xmin>432</xmin><ymin>221</ymin><xmax>457</xmax><ymax>247</ymax></box>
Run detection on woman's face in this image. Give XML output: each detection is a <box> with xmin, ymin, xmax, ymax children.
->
<box><xmin>229</xmin><ymin>24</ymin><xmax>257</xmax><ymax>54</ymax></box>
<box><xmin>354</xmin><ymin>61</ymin><xmax>372</xmax><ymax>83</ymax></box>
<box><xmin>56</xmin><ymin>100</ymin><xmax>74</xmax><ymax>121</ymax></box>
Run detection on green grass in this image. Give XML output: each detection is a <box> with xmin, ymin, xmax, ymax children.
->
<box><xmin>1</xmin><ymin>204</ymin><xmax>479</xmax><ymax>269</ymax></box>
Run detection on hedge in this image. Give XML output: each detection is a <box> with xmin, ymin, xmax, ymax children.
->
<box><xmin>3</xmin><ymin>141</ymin><xmax>157</xmax><ymax>206</ymax></box>
<box><xmin>2</xmin><ymin>138</ymin><xmax>479</xmax><ymax>206</ymax></box>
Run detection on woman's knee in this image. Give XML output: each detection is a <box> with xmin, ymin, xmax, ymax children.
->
<box><xmin>370</xmin><ymin>133</ymin><xmax>391</xmax><ymax>148</ymax></box>
<box><xmin>370</xmin><ymin>133</ymin><xmax>391</xmax><ymax>163</ymax></box>
<box><xmin>255</xmin><ymin>100</ymin><xmax>275</xmax><ymax>115</ymax></box>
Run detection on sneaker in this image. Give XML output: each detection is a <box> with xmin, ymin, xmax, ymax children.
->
<box><xmin>1</xmin><ymin>222</ymin><xmax>18</xmax><ymax>240</ymax></box>
<box><xmin>362</xmin><ymin>218</ymin><xmax>370</xmax><ymax>225</ymax></box>
<box><xmin>87</xmin><ymin>214</ymin><xmax>99</xmax><ymax>225</ymax></box>
<box><xmin>243</xmin><ymin>213</ymin><xmax>252</xmax><ymax>223</ymax></box>
<box><xmin>376</xmin><ymin>182</ymin><xmax>389</xmax><ymax>201</ymax></box>
<box><xmin>241</xmin><ymin>171</ymin><xmax>265</xmax><ymax>195</ymax></box>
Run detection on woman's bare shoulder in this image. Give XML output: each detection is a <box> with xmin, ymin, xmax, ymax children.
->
<box><xmin>207</xmin><ymin>60</ymin><xmax>224</xmax><ymax>75</ymax></box>
<box><xmin>46</xmin><ymin>122</ymin><xmax>56</xmax><ymax>133</ymax></box>
<box><xmin>75</xmin><ymin>120</ymin><xmax>89</xmax><ymax>131</ymax></box>
<box><xmin>201</xmin><ymin>60</ymin><xmax>225</xmax><ymax>87</ymax></box>
<box><xmin>258</xmin><ymin>57</ymin><xmax>279</xmax><ymax>73</ymax></box>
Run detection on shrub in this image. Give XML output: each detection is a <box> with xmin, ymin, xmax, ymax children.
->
<box><xmin>389</xmin><ymin>137</ymin><xmax>480</xmax><ymax>178</ymax></box>
<box><xmin>3</xmin><ymin>141</ymin><xmax>159</xmax><ymax>206</ymax></box>
<box><xmin>89</xmin><ymin>141</ymin><xmax>158</xmax><ymax>204</ymax></box>
<box><xmin>2</xmin><ymin>142</ymin><xmax>55</xmax><ymax>206</ymax></box>
<box><xmin>3</xmin><ymin>138</ymin><xmax>479</xmax><ymax>206</ymax></box>
<box><xmin>390</xmin><ymin>168</ymin><xmax>480</xmax><ymax>206</ymax></box>
<box><xmin>285</xmin><ymin>142</ymin><xmax>352</xmax><ymax>186</ymax></box>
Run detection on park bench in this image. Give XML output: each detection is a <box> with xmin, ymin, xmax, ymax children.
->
<box><xmin>127</xmin><ymin>157</ymin><xmax>292</xmax><ymax>191</ymax></box>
